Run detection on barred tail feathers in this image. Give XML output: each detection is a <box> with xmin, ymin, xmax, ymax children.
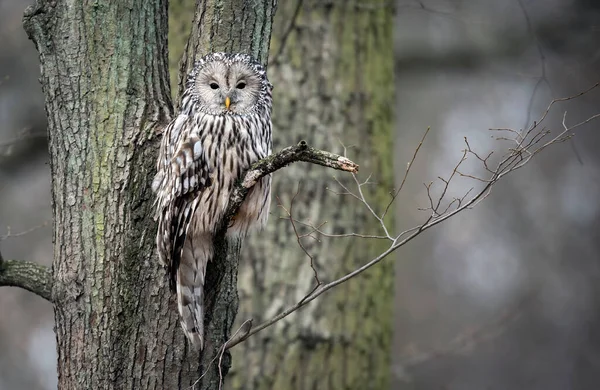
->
<box><xmin>176</xmin><ymin>233</ymin><xmax>213</xmax><ymax>350</ymax></box>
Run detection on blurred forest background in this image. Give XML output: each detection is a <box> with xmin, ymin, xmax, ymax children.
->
<box><xmin>1</xmin><ymin>0</ymin><xmax>599</xmax><ymax>389</ymax></box>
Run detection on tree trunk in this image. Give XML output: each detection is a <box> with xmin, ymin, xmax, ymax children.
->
<box><xmin>228</xmin><ymin>1</ymin><xmax>395</xmax><ymax>389</ymax></box>
<box><xmin>21</xmin><ymin>0</ymin><xmax>274</xmax><ymax>389</ymax></box>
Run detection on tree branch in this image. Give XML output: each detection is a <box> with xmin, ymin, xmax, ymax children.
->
<box><xmin>0</xmin><ymin>251</ymin><xmax>53</xmax><ymax>302</ymax></box>
<box><xmin>217</xmin><ymin>140</ymin><xmax>359</xmax><ymax>234</ymax></box>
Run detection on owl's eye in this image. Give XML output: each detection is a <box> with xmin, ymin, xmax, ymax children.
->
<box><xmin>236</xmin><ymin>81</ymin><xmax>246</xmax><ymax>89</ymax></box>
<box><xmin>209</xmin><ymin>82</ymin><xmax>219</xmax><ymax>90</ymax></box>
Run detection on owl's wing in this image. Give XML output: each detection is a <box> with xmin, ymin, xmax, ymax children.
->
<box><xmin>154</xmin><ymin>115</ymin><xmax>212</xmax><ymax>291</ymax></box>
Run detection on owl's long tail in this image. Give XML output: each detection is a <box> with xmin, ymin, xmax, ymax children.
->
<box><xmin>176</xmin><ymin>233</ymin><xmax>213</xmax><ymax>350</ymax></box>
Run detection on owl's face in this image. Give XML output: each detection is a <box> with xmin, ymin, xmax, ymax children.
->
<box><xmin>186</xmin><ymin>53</ymin><xmax>271</xmax><ymax>116</ymax></box>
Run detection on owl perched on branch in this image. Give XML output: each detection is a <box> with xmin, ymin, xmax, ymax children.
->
<box><xmin>152</xmin><ymin>53</ymin><xmax>273</xmax><ymax>349</ymax></box>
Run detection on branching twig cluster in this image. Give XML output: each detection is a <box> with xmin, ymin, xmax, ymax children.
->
<box><xmin>223</xmin><ymin>84</ymin><xmax>600</xmax><ymax>351</ymax></box>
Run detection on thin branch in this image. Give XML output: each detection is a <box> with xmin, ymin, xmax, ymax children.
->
<box><xmin>517</xmin><ymin>0</ymin><xmax>552</xmax><ymax>130</ymax></box>
<box><xmin>351</xmin><ymin>173</ymin><xmax>393</xmax><ymax>239</ymax></box>
<box><xmin>399</xmin><ymin>289</ymin><xmax>533</xmax><ymax>368</ymax></box>
<box><xmin>0</xmin><ymin>129</ymin><xmax>45</xmax><ymax>149</ymax></box>
<box><xmin>199</xmin><ymin>141</ymin><xmax>358</xmax><ymax>349</ymax></box>
<box><xmin>188</xmin><ymin>321</ymin><xmax>253</xmax><ymax>389</ymax></box>
<box><xmin>521</xmin><ymin>82</ymin><xmax>598</xmax><ymax>135</ymax></box>
<box><xmin>276</xmin><ymin>184</ymin><xmax>322</xmax><ymax>286</ymax></box>
<box><xmin>382</xmin><ymin>126</ymin><xmax>430</xmax><ymax>219</ymax></box>
<box><xmin>289</xmin><ymin>219</ymin><xmax>389</xmax><ymax>240</ymax></box>
<box><xmin>222</xmin><ymin>242</ymin><xmax>397</xmax><ymax>350</ymax></box>
<box><xmin>1</xmin><ymin>221</ymin><xmax>50</xmax><ymax>241</ymax></box>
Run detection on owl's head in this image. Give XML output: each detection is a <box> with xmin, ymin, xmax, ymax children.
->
<box><xmin>183</xmin><ymin>52</ymin><xmax>272</xmax><ymax>116</ymax></box>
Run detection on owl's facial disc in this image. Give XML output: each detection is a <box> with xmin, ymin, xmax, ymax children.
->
<box><xmin>193</xmin><ymin>60</ymin><xmax>263</xmax><ymax>115</ymax></box>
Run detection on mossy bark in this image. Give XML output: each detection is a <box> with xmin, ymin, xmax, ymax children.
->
<box><xmin>20</xmin><ymin>0</ymin><xmax>197</xmax><ymax>388</ymax></box>
<box><xmin>228</xmin><ymin>1</ymin><xmax>395</xmax><ymax>389</ymax></box>
<box><xmin>0</xmin><ymin>259</ymin><xmax>53</xmax><ymax>301</ymax></box>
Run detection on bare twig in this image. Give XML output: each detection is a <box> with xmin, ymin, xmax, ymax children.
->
<box><xmin>0</xmin><ymin>128</ymin><xmax>45</xmax><ymax>149</ymax></box>
<box><xmin>189</xmin><ymin>319</ymin><xmax>253</xmax><ymax>390</ymax></box>
<box><xmin>269</xmin><ymin>0</ymin><xmax>304</xmax><ymax>67</ymax></box>
<box><xmin>288</xmin><ymin>219</ymin><xmax>389</xmax><ymax>240</ymax></box>
<box><xmin>382</xmin><ymin>126</ymin><xmax>431</xmax><ymax>219</ymax></box>
<box><xmin>517</xmin><ymin>0</ymin><xmax>552</xmax><ymax>130</ymax></box>
<box><xmin>1</xmin><ymin>221</ymin><xmax>50</xmax><ymax>241</ymax></box>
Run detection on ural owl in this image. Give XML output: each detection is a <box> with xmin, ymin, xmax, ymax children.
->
<box><xmin>152</xmin><ymin>52</ymin><xmax>272</xmax><ymax>349</ymax></box>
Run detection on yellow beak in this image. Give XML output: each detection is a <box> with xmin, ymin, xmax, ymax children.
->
<box><xmin>225</xmin><ymin>96</ymin><xmax>231</xmax><ymax>110</ymax></box>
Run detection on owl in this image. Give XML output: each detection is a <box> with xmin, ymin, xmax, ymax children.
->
<box><xmin>152</xmin><ymin>52</ymin><xmax>273</xmax><ymax>349</ymax></box>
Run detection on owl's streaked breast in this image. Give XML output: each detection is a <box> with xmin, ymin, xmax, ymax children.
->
<box><xmin>188</xmin><ymin>112</ymin><xmax>272</xmax><ymax>234</ymax></box>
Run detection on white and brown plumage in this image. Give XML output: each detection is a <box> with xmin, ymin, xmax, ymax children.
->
<box><xmin>152</xmin><ymin>53</ymin><xmax>272</xmax><ymax>349</ymax></box>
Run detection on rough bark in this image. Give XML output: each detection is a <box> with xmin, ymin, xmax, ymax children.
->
<box><xmin>21</xmin><ymin>0</ymin><xmax>209</xmax><ymax>388</ymax></box>
<box><xmin>229</xmin><ymin>1</ymin><xmax>395</xmax><ymax>389</ymax></box>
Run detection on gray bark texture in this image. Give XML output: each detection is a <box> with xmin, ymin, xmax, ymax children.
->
<box><xmin>18</xmin><ymin>0</ymin><xmax>274</xmax><ymax>389</ymax></box>
<box><xmin>228</xmin><ymin>1</ymin><xmax>395</xmax><ymax>389</ymax></box>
